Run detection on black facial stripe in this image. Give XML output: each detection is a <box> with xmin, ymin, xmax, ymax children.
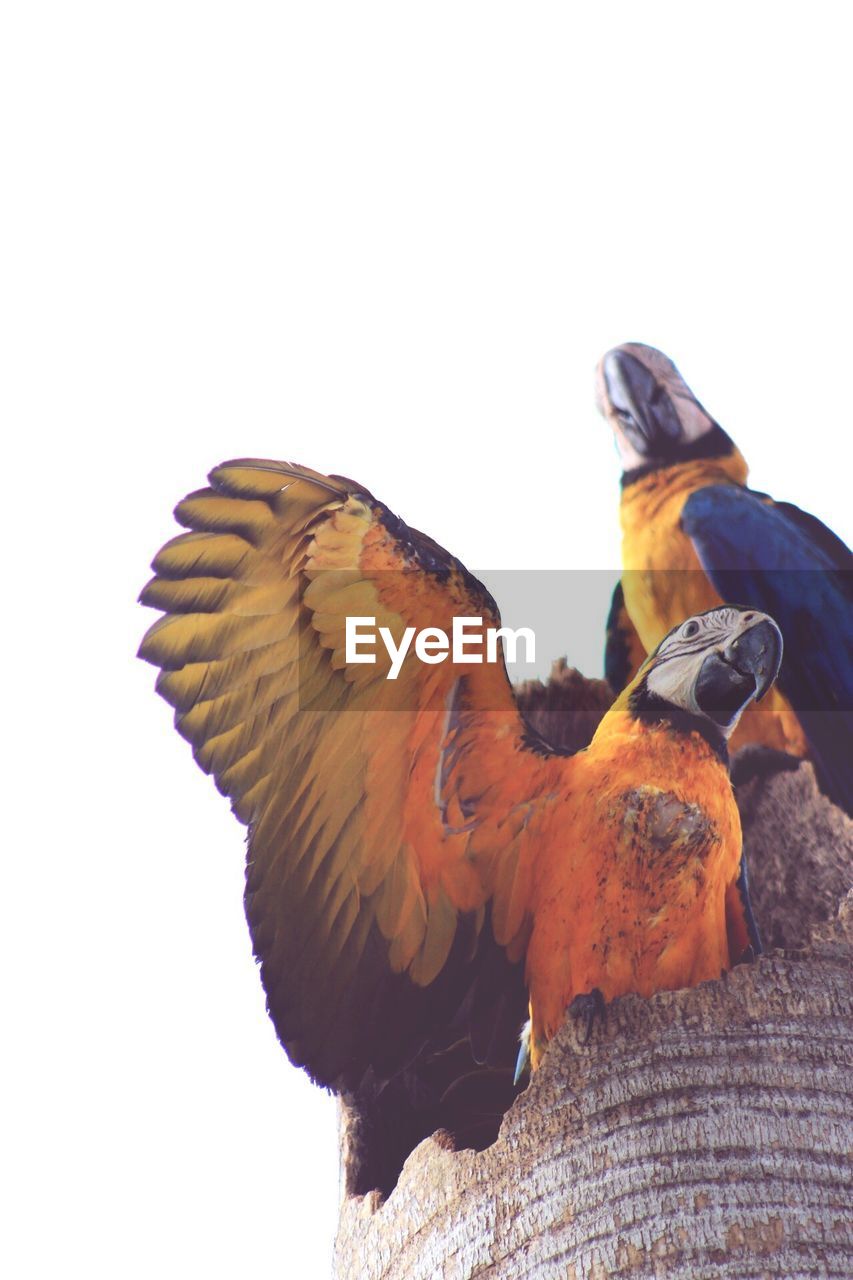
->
<box><xmin>655</xmin><ymin>635</ymin><xmax>726</xmax><ymax>662</ymax></box>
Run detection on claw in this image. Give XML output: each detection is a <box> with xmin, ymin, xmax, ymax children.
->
<box><xmin>567</xmin><ymin>987</ymin><xmax>605</xmax><ymax>1045</ymax></box>
<box><xmin>513</xmin><ymin>1019</ymin><xmax>531</xmax><ymax>1085</ymax></box>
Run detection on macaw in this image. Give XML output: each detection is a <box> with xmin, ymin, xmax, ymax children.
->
<box><xmin>597</xmin><ymin>343</ymin><xmax>852</xmax><ymax>813</ymax></box>
<box><xmin>140</xmin><ymin>459</ymin><xmax>781</xmax><ymax>1187</ymax></box>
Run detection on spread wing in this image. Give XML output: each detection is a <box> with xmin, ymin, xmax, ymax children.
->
<box><xmin>139</xmin><ymin>459</ymin><xmax>573</xmax><ymax>1089</ymax></box>
<box><xmin>681</xmin><ymin>484</ymin><xmax>853</xmax><ymax>812</ymax></box>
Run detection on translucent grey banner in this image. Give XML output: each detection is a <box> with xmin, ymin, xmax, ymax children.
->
<box><xmin>296</xmin><ymin>567</ymin><xmax>852</xmax><ymax>715</ymax></box>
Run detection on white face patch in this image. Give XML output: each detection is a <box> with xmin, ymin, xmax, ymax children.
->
<box><xmin>643</xmin><ymin>607</ymin><xmax>765</xmax><ymax>736</ymax></box>
<box><xmin>645</xmin><ymin>643</ymin><xmax>710</xmax><ymax>717</ymax></box>
<box><xmin>606</xmin><ymin>421</ymin><xmax>647</xmax><ymax>475</ymax></box>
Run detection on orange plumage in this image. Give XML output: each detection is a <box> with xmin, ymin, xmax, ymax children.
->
<box><xmin>523</xmin><ymin>693</ymin><xmax>741</xmax><ymax>1066</ymax></box>
<box><xmin>140</xmin><ymin>458</ymin><xmax>780</xmax><ymax>1095</ymax></box>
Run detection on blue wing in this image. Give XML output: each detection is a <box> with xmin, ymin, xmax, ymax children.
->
<box><xmin>681</xmin><ymin>484</ymin><xmax>853</xmax><ymax>813</ymax></box>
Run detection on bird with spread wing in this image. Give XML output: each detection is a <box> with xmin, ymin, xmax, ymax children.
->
<box><xmin>597</xmin><ymin>343</ymin><xmax>853</xmax><ymax>813</ymax></box>
<box><xmin>140</xmin><ymin>459</ymin><xmax>782</xmax><ymax>1186</ymax></box>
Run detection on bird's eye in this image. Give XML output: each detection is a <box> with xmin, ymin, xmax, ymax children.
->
<box><xmin>683</xmin><ymin>620</ymin><xmax>700</xmax><ymax>638</ymax></box>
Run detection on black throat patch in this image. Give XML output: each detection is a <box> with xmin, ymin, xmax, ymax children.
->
<box><xmin>621</xmin><ymin>424</ymin><xmax>736</xmax><ymax>489</ymax></box>
<box><xmin>628</xmin><ymin>680</ymin><xmax>730</xmax><ymax>765</ymax></box>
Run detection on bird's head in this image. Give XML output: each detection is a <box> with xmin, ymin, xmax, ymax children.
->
<box><xmin>628</xmin><ymin>605</ymin><xmax>783</xmax><ymax>753</ymax></box>
<box><xmin>595</xmin><ymin>342</ymin><xmax>736</xmax><ymax>480</ymax></box>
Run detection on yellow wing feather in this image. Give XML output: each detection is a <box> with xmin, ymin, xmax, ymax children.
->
<box><xmin>140</xmin><ymin>459</ymin><xmax>561</xmax><ymax>1086</ymax></box>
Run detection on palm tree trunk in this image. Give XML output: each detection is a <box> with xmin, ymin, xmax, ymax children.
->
<box><xmin>334</xmin><ymin>764</ymin><xmax>852</xmax><ymax>1279</ymax></box>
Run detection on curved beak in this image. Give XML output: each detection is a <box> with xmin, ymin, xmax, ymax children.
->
<box><xmin>694</xmin><ymin>613</ymin><xmax>783</xmax><ymax>727</ymax></box>
<box><xmin>599</xmin><ymin>346</ymin><xmax>685</xmax><ymax>455</ymax></box>
<box><xmin>513</xmin><ymin>1020</ymin><xmax>531</xmax><ymax>1085</ymax></box>
<box><xmin>724</xmin><ymin>615</ymin><xmax>783</xmax><ymax>702</ymax></box>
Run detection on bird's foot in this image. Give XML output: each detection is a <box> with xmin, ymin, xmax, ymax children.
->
<box><xmin>730</xmin><ymin>744</ymin><xmax>801</xmax><ymax>788</ymax></box>
<box><xmin>567</xmin><ymin>987</ymin><xmax>606</xmax><ymax>1045</ymax></box>
<box><xmin>513</xmin><ymin>1020</ymin><xmax>531</xmax><ymax>1086</ymax></box>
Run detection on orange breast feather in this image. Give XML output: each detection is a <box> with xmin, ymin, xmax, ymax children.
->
<box><xmin>524</xmin><ymin>698</ymin><xmax>742</xmax><ymax>1067</ymax></box>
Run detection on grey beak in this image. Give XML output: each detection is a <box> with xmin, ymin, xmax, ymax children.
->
<box><xmin>695</xmin><ymin>613</ymin><xmax>784</xmax><ymax>726</ymax></box>
<box><xmin>601</xmin><ymin>348</ymin><xmax>684</xmax><ymax>454</ymax></box>
<box><xmin>724</xmin><ymin>615</ymin><xmax>784</xmax><ymax>703</ymax></box>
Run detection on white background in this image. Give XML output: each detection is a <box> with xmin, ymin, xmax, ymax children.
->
<box><xmin>3</xmin><ymin>4</ymin><xmax>851</xmax><ymax>1277</ymax></box>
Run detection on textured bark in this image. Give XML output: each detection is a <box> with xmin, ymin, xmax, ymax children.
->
<box><xmin>335</xmin><ymin>764</ymin><xmax>853</xmax><ymax>1279</ymax></box>
<box><xmin>737</xmin><ymin>759</ymin><xmax>852</xmax><ymax>952</ymax></box>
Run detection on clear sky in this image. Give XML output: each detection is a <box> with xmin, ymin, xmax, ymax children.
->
<box><xmin>4</xmin><ymin>4</ymin><xmax>851</xmax><ymax>1278</ymax></box>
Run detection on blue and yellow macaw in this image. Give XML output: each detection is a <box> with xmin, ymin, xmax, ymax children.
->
<box><xmin>597</xmin><ymin>342</ymin><xmax>852</xmax><ymax>814</ymax></box>
<box><xmin>140</xmin><ymin>458</ymin><xmax>782</xmax><ymax>1192</ymax></box>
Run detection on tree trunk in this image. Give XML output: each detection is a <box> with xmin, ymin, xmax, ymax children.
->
<box><xmin>334</xmin><ymin>764</ymin><xmax>853</xmax><ymax>1279</ymax></box>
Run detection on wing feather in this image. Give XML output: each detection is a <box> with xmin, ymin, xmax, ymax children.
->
<box><xmin>141</xmin><ymin>458</ymin><xmax>572</xmax><ymax>1088</ymax></box>
<box><xmin>682</xmin><ymin>483</ymin><xmax>853</xmax><ymax>812</ymax></box>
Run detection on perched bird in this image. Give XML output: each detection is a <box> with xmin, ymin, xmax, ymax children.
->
<box><xmin>597</xmin><ymin>343</ymin><xmax>853</xmax><ymax>812</ymax></box>
<box><xmin>140</xmin><ymin>459</ymin><xmax>781</xmax><ymax>1185</ymax></box>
